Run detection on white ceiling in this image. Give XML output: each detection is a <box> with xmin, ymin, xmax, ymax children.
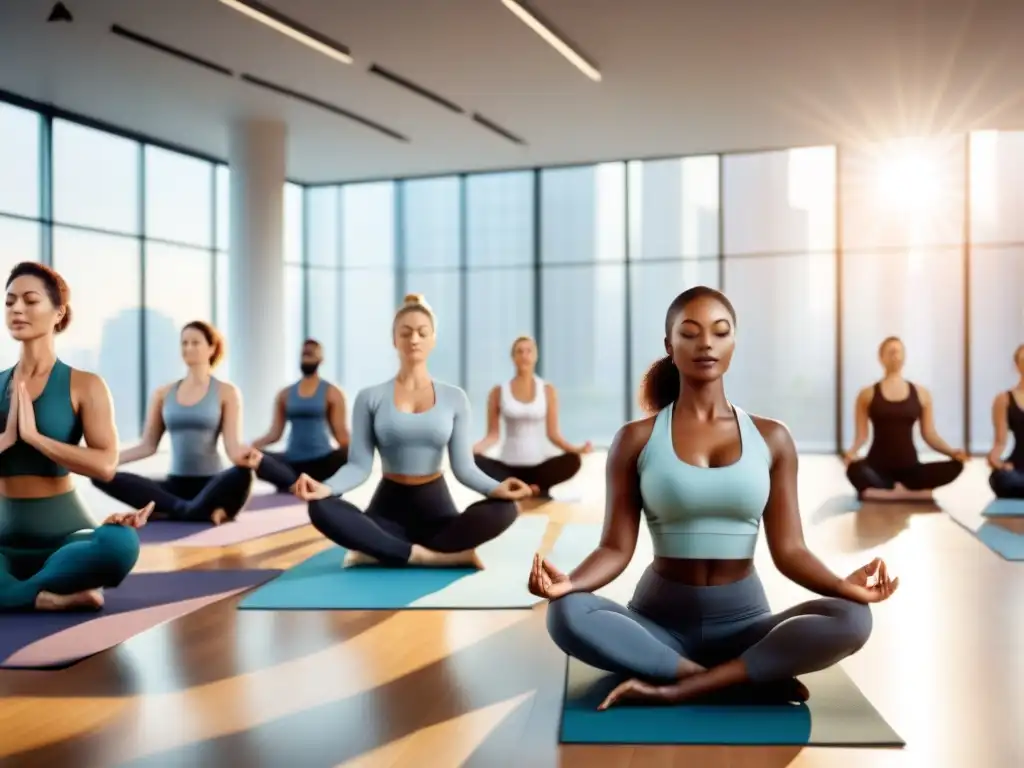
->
<box><xmin>2</xmin><ymin>0</ymin><xmax>1024</xmax><ymax>183</ymax></box>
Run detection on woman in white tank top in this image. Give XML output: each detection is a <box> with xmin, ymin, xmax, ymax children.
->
<box><xmin>473</xmin><ymin>336</ymin><xmax>591</xmax><ymax>497</ymax></box>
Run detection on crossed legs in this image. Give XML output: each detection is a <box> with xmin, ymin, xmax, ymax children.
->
<box><xmin>307</xmin><ymin>477</ymin><xmax>518</xmax><ymax>567</ymax></box>
<box><xmin>547</xmin><ymin>577</ymin><xmax>871</xmax><ymax>701</ymax></box>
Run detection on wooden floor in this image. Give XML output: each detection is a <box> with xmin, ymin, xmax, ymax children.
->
<box><xmin>0</xmin><ymin>455</ymin><xmax>1021</xmax><ymax>768</ymax></box>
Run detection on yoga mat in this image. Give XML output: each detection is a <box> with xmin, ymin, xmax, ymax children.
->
<box><xmin>981</xmin><ymin>498</ymin><xmax>1024</xmax><ymax>518</ymax></box>
<box><xmin>239</xmin><ymin>515</ymin><xmax>549</xmax><ymax>610</ymax></box>
<box><xmin>137</xmin><ymin>497</ymin><xmax>310</xmax><ymax>547</ymax></box>
<box><xmin>946</xmin><ymin>505</ymin><xmax>1024</xmax><ymax>561</ymax></box>
<box><xmin>559</xmin><ymin>658</ymin><xmax>903</xmax><ymax>746</ymax></box>
<box><xmin>0</xmin><ymin>569</ymin><xmax>278</xmax><ymax>669</ymax></box>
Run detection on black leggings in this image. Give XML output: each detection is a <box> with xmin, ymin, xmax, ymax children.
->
<box><xmin>256</xmin><ymin>447</ymin><xmax>349</xmax><ymax>492</ymax></box>
<box><xmin>307</xmin><ymin>476</ymin><xmax>518</xmax><ymax>566</ymax></box>
<box><xmin>91</xmin><ymin>466</ymin><xmax>254</xmax><ymax>523</ymax></box>
<box><xmin>474</xmin><ymin>453</ymin><xmax>582</xmax><ymax>495</ymax></box>
<box><xmin>846</xmin><ymin>459</ymin><xmax>963</xmax><ymax>494</ymax></box>
<box><xmin>990</xmin><ymin>468</ymin><xmax>1024</xmax><ymax>499</ymax></box>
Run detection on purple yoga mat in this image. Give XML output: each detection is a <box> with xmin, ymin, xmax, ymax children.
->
<box><xmin>137</xmin><ymin>493</ymin><xmax>310</xmax><ymax>547</ymax></box>
<box><xmin>0</xmin><ymin>568</ymin><xmax>279</xmax><ymax>669</ymax></box>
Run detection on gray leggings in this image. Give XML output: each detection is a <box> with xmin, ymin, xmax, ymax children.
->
<box><xmin>547</xmin><ymin>567</ymin><xmax>872</xmax><ymax>683</ymax></box>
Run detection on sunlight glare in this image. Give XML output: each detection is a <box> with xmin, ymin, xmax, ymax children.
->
<box><xmin>874</xmin><ymin>144</ymin><xmax>942</xmax><ymax>214</ymax></box>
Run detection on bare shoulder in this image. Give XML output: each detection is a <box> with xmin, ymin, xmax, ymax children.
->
<box><xmin>610</xmin><ymin>416</ymin><xmax>657</xmax><ymax>465</ymax></box>
<box><xmin>326</xmin><ymin>383</ymin><xmax>345</xmax><ymax>402</ymax></box>
<box><xmin>749</xmin><ymin>413</ymin><xmax>795</xmax><ymax>458</ymax></box>
<box><xmin>993</xmin><ymin>390</ymin><xmax>1010</xmax><ymax>407</ymax></box>
<box><xmin>913</xmin><ymin>382</ymin><xmax>932</xmax><ymax>403</ymax></box>
<box><xmin>218</xmin><ymin>380</ymin><xmax>242</xmax><ymax>403</ymax></box>
<box><xmin>69</xmin><ymin>368</ymin><xmax>110</xmax><ymax>398</ymax></box>
<box><xmin>855</xmin><ymin>384</ymin><xmax>875</xmax><ymax>403</ymax></box>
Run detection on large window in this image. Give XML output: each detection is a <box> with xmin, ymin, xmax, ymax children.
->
<box><xmin>0</xmin><ymin>102</ymin><xmax>41</xmax><ymax>218</ymax></box>
<box><xmin>144</xmin><ymin>146</ymin><xmax>213</xmax><ymax>247</ymax></box>
<box><xmin>539</xmin><ymin>164</ymin><xmax>627</xmax><ymax>444</ymax></box>
<box><xmin>465</xmin><ymin>172</ymin><xmax>535</xmax><ymax>414</ymax></box>
<box><xmin>338</xmin><ymin>182</ymin><xmax>397</xmax><ymax>394</ymax></box>
<box><xmin>53</xmin><ymin>120</ymin><xmax>140</xmax><ymax>234</ymax></box>
<box><xmin>52</xmin><ymin>227</ymin><xmax>142</xmax><ymax>442</ymax></box>
<box><xmin>627</xmin><ymin>156</ymin><xmax>719</xmax><ymax>418</ymax></box>
<box><xmin>0</xmin><ymin>218</ymin><xmax>42</xmax><ymax>370</ymax></box>
<box><xmin>402</xmin><ymin>177</ymin><xmax>462</xmax><ymax>384</ymax></box>
<box><xmin>841</xmin><ymin>137</ymin><xmax>967</xmax><ymax>451</ymax></box>
<box><xmin>968</xmin><ymin>131</ymin><xmax>1024</xmax><ymax>452</ymax></box>
<box><xmin>144</xmin><ymin>243</ymin><xmax>213</xmax><ymax>396</ymax></box>
<box><xmin>722</xmin><ymin>147</ymin><xmax>837</xmax><ymax>450</ymax></box>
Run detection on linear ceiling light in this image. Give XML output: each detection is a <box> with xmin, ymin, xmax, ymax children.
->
<box><xmin>218</xmin><ymin>0</ymin><xmax>353</xmax><ymax>65</ymax></box>
<box><xmin>500</xmin><ymin>0</ymin><xmax>601</xmax><ymax>82</ymax></box>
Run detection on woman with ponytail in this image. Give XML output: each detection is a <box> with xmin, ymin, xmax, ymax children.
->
<box><xmin>291</xmin><ymin>294</ymin><xmax>532</xmax><ymax>569</ymax></box>
<box><xmin>528</xmin><ymin>286</ymin><xmax>892</xmax><ymax>710</ymax></box>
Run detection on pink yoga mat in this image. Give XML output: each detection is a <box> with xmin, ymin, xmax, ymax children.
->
<box><xmin>137</xmin><ymin>494</ymin><xmax>310</xmax><ymax>547</ymax></box>
<box><xmin>0</xmin><ymin>569</ymin><xmax>279</xmax><ymax>669</ymax></box>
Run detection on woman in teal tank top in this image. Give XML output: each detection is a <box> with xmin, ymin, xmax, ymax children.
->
<box><xmin>528</xmin><ymin>287</ymin><xmax>898</xmax><ymax>709</ymax></box>
<box><xmin>91</xmin><ymin>321</ymin><xmax>258</xmax><ymax>525</ymax></box>
<box><xmin>0</xmin><ymin>262</ymin><xmax>148</xmax><ymax>612</ymax></box>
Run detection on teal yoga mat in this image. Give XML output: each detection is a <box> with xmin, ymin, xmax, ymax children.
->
<box><xmin>947</xmin><ymin>504</ymin><xmax>1024</xmax><ymax>561</ymax></box>
<box><xmin>238</xmin><ymin>515</ymin><xmax>549</xmax><ymax>610</ymax></box>
<box><xmin>559</xmin><ymin>658</ymin><xmax>904</xmax><ymax>746</ymax></box>
<box><xmin>981</xmin><ymin>498</ymin><xmax>1024</xmax><ymax>518</ymax></box>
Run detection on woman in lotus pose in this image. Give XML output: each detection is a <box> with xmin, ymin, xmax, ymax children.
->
<box><xmin>473</xmin><ymin>335</ymin><xmax>591</xmax><ymax>498</ymax></box>
<box><xmin>293</xmin><ymin>294</ymin><xmax>532</xmax><ymax>568</ymax></box>
<box><xmin>91</xmin><ymin>321</ymin><xmax>259</xmax><ymax>525</ymax></box>
<box><xmin>251</xmin><ymin>338</ymin><xmax>349</xmax><ymax>492</ymax></box>
<box><xmin>843</xmin><ymin>336</ymin><xmax>966</xmax><ymax>500</ymax></box>
<box><xmin>1</xmin><ymin>262</ymin><xmax>150</xmax><ymax>612</ymax></box>
<box><xmin>986</xmin><ymin>344</ymin><xmax>1024</xmax><ymax>499</ymax></box>
<box><xmin>528</xmin><ymin>286</ymin><xmax>893</xmax><ymax>709</ymax></box>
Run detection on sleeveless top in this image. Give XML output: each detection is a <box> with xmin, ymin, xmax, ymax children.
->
<box><xmin>327</xmin><ymin>379</ymin><xmax>499</xmax><ymax>497</ymax></box>
<box><xmin>284</xmin><ymin>380</ymin><xmax>333</xmax><ymax>462</ymax></box>
<box><xmin>0</xmin><ymin>361</ymin><xmax>82</xmax><ymax>478</ymax></box>
<box><xmin>499</xmin><ymin>377</ymin><xmax>550</xmax><ymax>466</ymax></box>
<box><xmin>866</xmin><ymin>382</ymin><xmax>921</xmax><ymax>470</ymax></box>
<box><xmin>637</xmin><ymin>404</ymin><xmax>772</xmax><ymax>560</ymax></box>
<box><xmin>162</xmin><ymin>379</ymin><xmax>223</xmax><ymax>477</ymax></box>
<box><xmin>1007</xmin><ymin>391</ymin><xmax>1024</xmax><ymax>466</ymax></box>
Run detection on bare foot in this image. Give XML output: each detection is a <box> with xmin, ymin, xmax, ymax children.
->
<box><xmin>35</xmin><ymin>589</ymin><xmax>105</xmax><ymax>611</ymax></box>
<box><xmin>409</xmin><ymin>545</ymin><xmax>484</xmax><ymax>568</ymax></box>
<box><xmin>342</xmin><ymin>550</ymin><xmax>379</xmax><ymax>568</ymax></box>
<box><xmin>210</xmin><ymin>508</ymin><xmax>229</xmax><ymax>526</ymax></box>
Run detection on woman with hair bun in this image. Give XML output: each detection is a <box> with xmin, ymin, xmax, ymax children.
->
<box><xmin>91</xmin><ymin>320</ymin><xmax>259</xmax><ymax>525</ymax></box>
<box><xmin>1</xmin><ymin>262</ymin><xmax>148</xmax><ymax>612</ymax></box>
<box><xmin>292</xmin><ymin>294</ymin><xmax>533</xmax><ymax>569</ymax></box>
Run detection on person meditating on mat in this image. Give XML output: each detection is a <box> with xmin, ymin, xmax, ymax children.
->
<box><xmin>472</xmin><ymin>335</ymin><xmax>591</xmax><ymax>498</ymax></box>
<box><xmin>91</xmin><ymin>320</ymin><xmax>259</xmax><ymax>525</ymax></box>
<box><xmin>527</xmin><ymin>286</ymin><xmax>894</xmax><ymax>710</ymax></box>
<box><xmin>250</xmin><ymin>338</ymin><xmax>349</xmax><ymax>493</ymax></box>
<box><xmin>842</xmin><ymin>336</ymin><xmax>966</xmax><ymax>500</ymax></box>
<box><xmin>0</xmin><ymin>262</ymin><xmax>151</xmax><ymax>612</ymax></box>
<box><xmin>986</xmin><ymin>344</ymin><xmax>1024</xmax><ymax>499</ymax></box>
<box><xmin>291</xmin><ymin>293</ymin><xmax>533</xmax><ymax>568</ymax></box>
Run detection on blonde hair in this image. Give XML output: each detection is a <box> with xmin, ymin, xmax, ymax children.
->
<box><xmin>510</xmin><ymin>335</ymin><xmax>536</xmax><ymax>356</ymax></box>
<box><xmin>393</xmin><ymin>293</ymin><xmax>436</xmax><ymax>329</ymax></box>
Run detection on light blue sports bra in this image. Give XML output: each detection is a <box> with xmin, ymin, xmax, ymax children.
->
<box><xmin>637</xmin><ymin>403</ymin><xmax>772</xmax><ymax>559</ymax></box>
<box><xmin>326</xmin><ymin>379</ymin><xmax>499</xmax><ymax>497</ymax></box>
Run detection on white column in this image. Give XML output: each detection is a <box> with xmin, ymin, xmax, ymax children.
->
<box><xmin>228</xmin><ymin>119</ymin><xmax>286</xmax><ymax>440</ymax></box>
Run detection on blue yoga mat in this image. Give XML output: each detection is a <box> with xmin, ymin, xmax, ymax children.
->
<box><xmin>559</xmin><ymin>658</ymin><xmax>903</xmax><ymax>746</ymax></box>
<box><xmin>981</xmin><ymin>498</ymin><xmax>1024</xmax><ymax>518</ymax></box>
<box><xmin>239</xmin><ymin>515</ymin><xmax>549</xmax><ymax>610</ymax></box>
<box><xmin>972</xmin><ymin>522</ymin><xmax>1024</xmax><ymax>560</ymax></box>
